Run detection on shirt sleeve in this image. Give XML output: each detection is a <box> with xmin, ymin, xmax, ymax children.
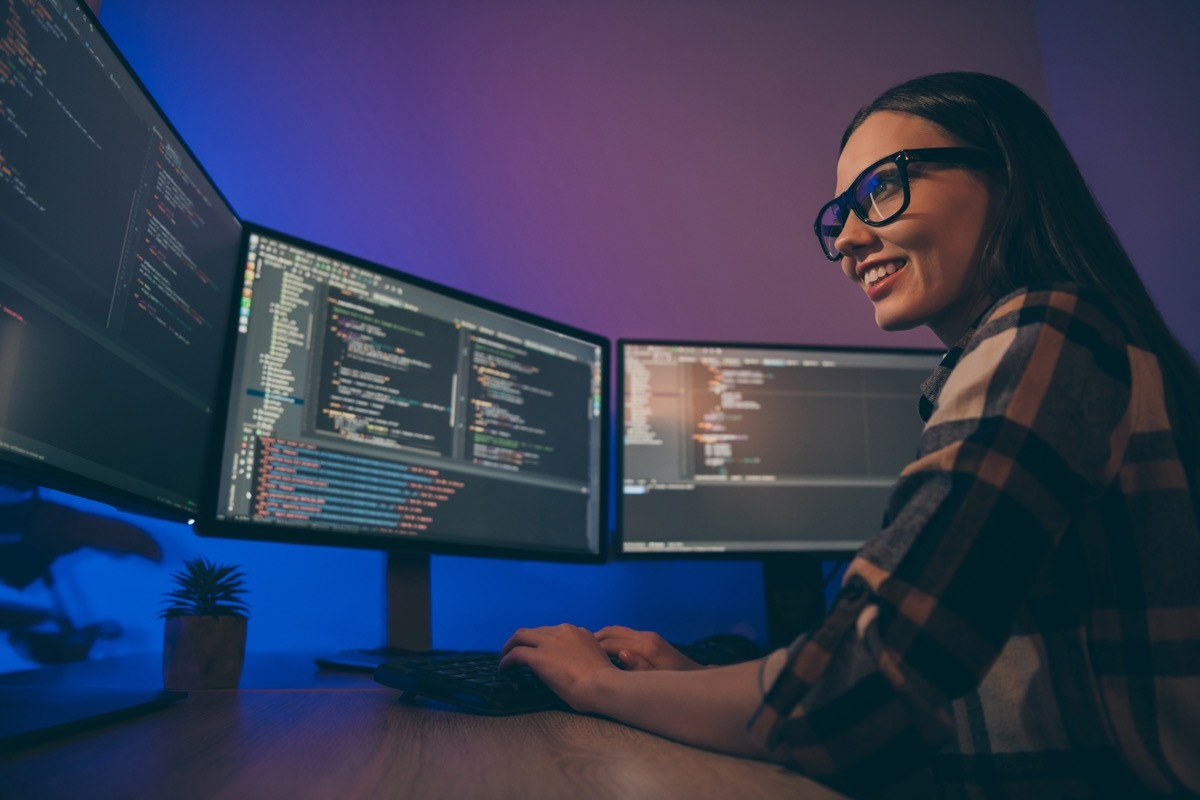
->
<box><xmin>747</xmin><ymin>285</ymin><xmax>1134</xmax><ymax>794</ymax></box>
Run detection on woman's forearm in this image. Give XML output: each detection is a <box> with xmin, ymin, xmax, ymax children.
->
<box><xmin>578</xmin><ymin>648</ymin><xmax>790</xmax><ymax>761</ymax></box>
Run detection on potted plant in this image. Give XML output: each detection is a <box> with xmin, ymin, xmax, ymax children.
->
<box><xmin>160</xmin><ymin>557</ymin><xmax>249</xmax><ymax>690</ymax></box>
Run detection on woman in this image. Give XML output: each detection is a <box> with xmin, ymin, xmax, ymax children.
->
<box><xmin>500</xmin><ymin>72</ymin><xmax>1200</xmax><ymax>798</ymax></box>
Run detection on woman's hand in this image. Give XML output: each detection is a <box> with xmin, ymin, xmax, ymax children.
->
<box><xmin>499</xmin><ymin>623</ymin><xmax>621</xmax><ymax>712</ymax></box>
<box><xmin>505</xmin><ymin>625</ymin><xmax>789</xmax><ymax>761</ymax></box>
<box><xmin>594</xmin><ymin>625</ymin><xmax>703</xmax><ymax>671</ymax></box>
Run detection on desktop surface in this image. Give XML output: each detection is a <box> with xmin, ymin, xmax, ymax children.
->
<box><xmin>0</xmin><ymin>652</ymin><xmax>844</xmax><ymax>799</ymax></box>
<box><xmin>0</xmin><ymin>685</ymin><xmax>185</xmax><ymax>752</ymax></box>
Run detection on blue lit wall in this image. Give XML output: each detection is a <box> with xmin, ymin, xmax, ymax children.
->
<box><xmin>3</xmin><ymin>0</ymin><xmax>1195</xmax><ymax>670</ymax></box>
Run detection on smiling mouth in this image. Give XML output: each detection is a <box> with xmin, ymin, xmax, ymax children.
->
<box><xmin>863</xmin><ymin>262</ymin><xmax>904</xmax><ymax>288</ymax></box>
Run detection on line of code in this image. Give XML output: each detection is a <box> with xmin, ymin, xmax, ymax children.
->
<box><xmin>1</xmin><ymin>0</ymin><xmax>77</xmax><ymax>213</ymax></box>
<box><xmin>253</xmin><ymin>436</ymin><xmax>464</xmax><ymax>534</ymax></box>
<box><xmin>692</xmin><ymin>362</ymin><xmax>761</xmax><ymax>474</ymax></box>
<box><xmin>122</xmin><ymin>134</ymin><xmax>222</xmax><ymax>346</ymax></box>
<box><xmin>249</xmin><ymin>265</ymin><xmax>311</xmax><ymax>435</ymax></box>
<box><xmin>466</xmin><ymin>334</ymin><xmax>591</xmax><ymax>480</ymax></box>
<box><xmin>2</xmin><ymin>0</ymin><xmax>237</xmax><ymax>403</ymax></box>
<box><xmin>314</xmin><ymin>287</ymin><xmax>458</xmax><ymax>454</ymax></box>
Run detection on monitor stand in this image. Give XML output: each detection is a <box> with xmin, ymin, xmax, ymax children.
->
<box><xmin>313</xmin><ymin>551</ymin><xmax>437</xmax><ymax>671</ymax></box>
<box><xmin>384</xmin><ymin>551</ymin><xmax>432</xmax><ymax>651</ymax></box>
<box><xmin>761</xmin><ymin>554</ymin><xmax>827</xmax><ymax>650</ymax></box>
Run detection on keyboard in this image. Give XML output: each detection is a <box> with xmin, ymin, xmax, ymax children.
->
<box><xmin>362</xmin><ymin>634</ymin><xmax>767</xmax><ymax>715</ymax></box>
<box><xmin>321</xmin><ymin>632</ymin><xmax>764</xmax><ymax>674</ymax></box>
<box><xmin>370</xmin><ymin>637</ymin><xmax>766</xmax><ymax>715</ymax></box>
<box><xmin>373</xmin><ymin>652</ymin><xmax>567</xmax><ymax>715</ymax></box>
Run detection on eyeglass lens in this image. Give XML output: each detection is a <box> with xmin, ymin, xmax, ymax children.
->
<box><xmin>817</xmin><ymin>160</ymin><xmax>907</xmax><ymax>259</ymax></box>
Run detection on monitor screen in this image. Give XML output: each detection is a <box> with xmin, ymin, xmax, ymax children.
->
<box><xmin>619</xmin><ymin>340</ymin><xmax>943</xmax><ymax>555</ymax></box>
<box><xmin>0</xmin><ymin>0</ymin><xmax>242</xmax><ymax>518</ymax></box>
<box><xmin>200</xmin><ymin>225</ymin><xmax>608</xmax><ymax>561</ymax></box>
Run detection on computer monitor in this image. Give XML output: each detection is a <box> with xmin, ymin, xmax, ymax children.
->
<box><xmin>619</xmin><ymin>340</ymin><xmax>942</xmax><ymax>553</ymax></box>
<box><xmin>0</xmin><ymin>0</ymin><xmax>242</xmax><ymax>740</ymax></box>
<box><xmin>0</xmin><ymin>0</ymin><xmax>242</xmax><ymax>519</ymax></box>
<box><xmin>199</xmin><ymin>224</ymin><xmax>608</xmax><ymax>649</ymax></box>
<box><xmin>618</xmin><ymin>340</ymin><xmax>942</xmax><ymax>644</ymax></box>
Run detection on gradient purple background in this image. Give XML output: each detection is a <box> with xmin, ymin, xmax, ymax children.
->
<box><xmin>3</xmin><ymin>0</ymin><xmax>1196</xmax><ymax>669</ymax></box>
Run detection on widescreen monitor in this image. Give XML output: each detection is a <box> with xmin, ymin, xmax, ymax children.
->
<box><xmin>0</xmin><ymin>0</ymin><xmax>242</xmax><ymax>518</ymax></box>
<box><xmin>200</xmin><ymin>225</ymin><xmax>608</xmax><ymax>566</ymax></box>
<box><xmin>618</xmin><ymin>340</ymin><xmax>943</xmax><ymax>556</ymax></box>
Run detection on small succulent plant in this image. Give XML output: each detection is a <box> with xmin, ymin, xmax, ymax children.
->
<box><xmin>160</xmin><ymin>557</ymin><xmax>249</xmax><ymax>618</ymax></box>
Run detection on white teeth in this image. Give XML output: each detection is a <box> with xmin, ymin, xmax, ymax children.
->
<box><xmin>864</xmin><ymin>263</ymin><xmax>899</xmax><ymax>286</ymax></box>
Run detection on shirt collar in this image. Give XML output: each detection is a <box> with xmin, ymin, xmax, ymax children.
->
<box><xmin>918</xmin><ymin>305</ymin><xmax>994</xmax><ymax>422</ymax></box>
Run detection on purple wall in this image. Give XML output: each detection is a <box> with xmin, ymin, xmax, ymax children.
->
<box><xmin>8</xmin><ymin>0</ymin><xmax>1193</xmax><ymax>669</ymax></box>
<box><xmin>1033</xmin><ymin>0</ymin><xmax>1200</xmax><ymax>355</ymax></box>
<box><xmin>93</xmin><ymin>0</ymin><xmax>1048</xmax><ymax>351</ymax></box>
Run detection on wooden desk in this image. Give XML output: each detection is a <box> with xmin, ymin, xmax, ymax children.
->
<box><xmin>0</xmin><ymin>653</ymin><xmax>844</xmax><ymax>799</ymax></box>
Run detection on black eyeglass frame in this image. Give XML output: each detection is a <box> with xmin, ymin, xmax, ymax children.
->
<box><xmin>813</xmin><ymin>147</ymin><xmax>1001</xmax><ymax>261</ymax></box>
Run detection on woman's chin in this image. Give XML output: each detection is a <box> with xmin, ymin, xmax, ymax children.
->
<box><xmin>873</xmin><ymin>310</ymin><xmax>924</xmax><ymax>333</ymax></box>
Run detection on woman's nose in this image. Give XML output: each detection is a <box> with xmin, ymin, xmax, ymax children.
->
<box><xmin>833</xmin><ymin>213</ymin><xmax>879</xmax><ymax>261</ymax></box>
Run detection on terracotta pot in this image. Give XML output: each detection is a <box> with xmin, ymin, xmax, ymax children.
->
<box><xmin>162</xmin><ymin>615</ymin><xmax>248</xmax><ymax>690</ymax></box>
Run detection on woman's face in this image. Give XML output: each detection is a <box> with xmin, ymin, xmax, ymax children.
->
<box><xmin>834</xmin><ymin>111</ymin><xmax>999</xmax><ymax>346</ymax></box>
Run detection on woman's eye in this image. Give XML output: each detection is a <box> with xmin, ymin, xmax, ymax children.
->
<box><xmin>865</xmin><ymin>173</ymin><xmax>901</xmax><ymax>199</ymax></box>
<box><xmin>855</xmin><ymin>167</ymin><xmax>904</xmax><ymax>220</ymax></box>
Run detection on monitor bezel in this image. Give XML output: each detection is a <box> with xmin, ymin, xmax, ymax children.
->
<box><xmin>0</xmin><ymin>0</ymin><xmax>242</xmax><ymax>523</ymax></box>
<box><xmin>195</xmin><ymin>223</ymin><xmax>610</xmax><ymax>564</ymax></box>
<box><xmin>614</xmin><ymin>337</ymin><xmax>945</xmax><ymax>560</ymax></box>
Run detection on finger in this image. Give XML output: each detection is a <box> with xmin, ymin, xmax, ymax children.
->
<box><xmin>498</xmin><ymin>646</ymin><xmax>531</xmax><ymax>669</ymax></box>
<box><xmin>596</xmin><ymin>635</ymin><xmax>640</xmax><ymax>656</ymax></box>
<box><xmin>596</xmin><ymin>638</ymin><xmax>627</xmax><ymax>659</ymax></box>
<box><xmin>594</xmin><ymin>625</ymin><xmax>633</xmax><ymax>641</ymax></box>
<box><xmin>500</xmin><ymin>626</ymin><xmax>543</xmax><ymax>656</ymax></box>
<box><xmin>595</xmin><ymin>629</ymin><xmax>642</xmax><ymax>647</ymax></box>
<box><xmin>617</xmin><ymin>649</ymin><xmax>652</xmax><ymax>671</ymax></box>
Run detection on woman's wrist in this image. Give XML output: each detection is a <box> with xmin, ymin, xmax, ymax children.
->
<box><xmin>573</xmin><ymin>663</ymin><xmax>625</xmax><ymax>716</ymax></box>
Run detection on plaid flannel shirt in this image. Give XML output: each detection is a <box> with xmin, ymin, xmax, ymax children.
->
<box><xmin>749</xmin><ymin>284</ymin><xmax>1200</xmax><ymax>798</ymax></box>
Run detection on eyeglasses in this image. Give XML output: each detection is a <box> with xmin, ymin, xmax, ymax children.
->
<box><xmin>813</xmin><ymin>147</ymin><xmax>1000</xmax><ymax>261</ymax></box>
